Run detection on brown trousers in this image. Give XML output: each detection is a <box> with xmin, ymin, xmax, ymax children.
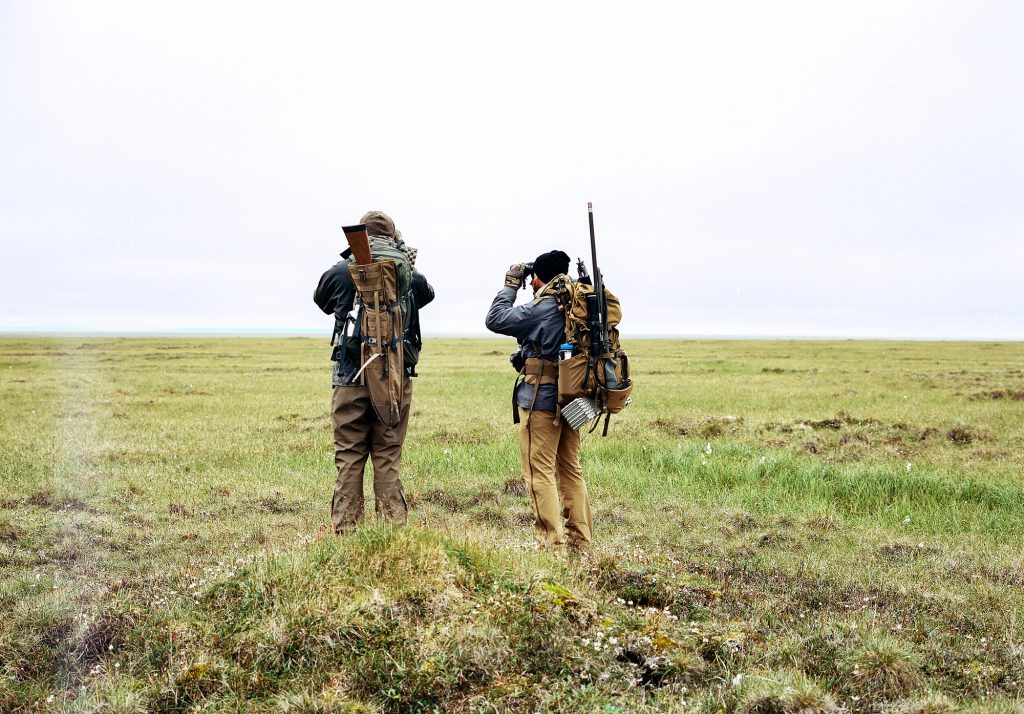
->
<box><xmin>519</xmin><ymin>410</ymin><xmax>593</xmax><ymax>550</ymax></box>
<box><xmin>330</xmin><ymin>379</ymin><xmax>412</xmax><ymax>534</ymax></box>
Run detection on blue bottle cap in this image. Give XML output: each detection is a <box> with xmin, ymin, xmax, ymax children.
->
<box><xmin>560</xmin><ymin>343</ymin><xmax>573</xmax><ymax>349</ymax></box>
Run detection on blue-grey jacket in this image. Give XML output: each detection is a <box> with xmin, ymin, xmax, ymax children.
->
<box><xmin>485</xmin><ymin>285</ymin><xmax>565</xmax><ymax>412</ymax></box>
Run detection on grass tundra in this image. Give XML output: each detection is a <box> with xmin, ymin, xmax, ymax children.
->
<box><xmin>1</xmin><ymin>337</ymin><xmax>1023</xmax><ymax>712</ymax></box>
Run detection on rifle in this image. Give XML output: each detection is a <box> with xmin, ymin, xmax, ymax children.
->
<box><xmin>587</xmin><ymin>203</ymin><xmax>618</xmax><ymax>391</ymax></box>
<box><xmin>563</xmin><ymin>203</ymin><xmax>632</xmax><ymax>432</ymax></box>
<box><xmin>342</xmin><ymin>224</ymin><xmax>373</xmax><ymax>265</ymax></box>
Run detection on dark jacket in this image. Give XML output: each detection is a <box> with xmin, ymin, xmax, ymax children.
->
<box><xmin>314</xmin><ymin>259</ymin><xmax>435</xmax><ymax>385</ymax></box>
<box><xmin>485</xmin><ymin>284</ymin><xmax>566</xmax><ymax>412</ymax></box>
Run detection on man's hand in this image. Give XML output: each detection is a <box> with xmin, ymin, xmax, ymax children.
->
<box><xmin>504</xmin><ymin>263</ymin><xmax>527</xmax><ymax>290</ymax></box>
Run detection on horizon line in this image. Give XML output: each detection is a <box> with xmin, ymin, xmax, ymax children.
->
<box><xmin>1</xmin><ymin>329</ymin><xmax>1022</xmax><ymax>342</ymax></box>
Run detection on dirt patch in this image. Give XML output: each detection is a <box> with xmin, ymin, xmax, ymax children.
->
<box><xmin>78</xmin><ymin>614</ymin><xmax>133</xmax><ymax>666</ymax></box>
<box><xmin>655</xmin><ymin>415</ymin><xmax>743</xmax><ymax>438</ymax></box>
<box><xmin>806</xmin><ymin>515</ymin><xmax>836</xmax><ymax>531</ymax></box>
<box><xmin>0</xmin><ymin>521</ymin><xmax>24</xmax><ymax>543</ymax></box>
<box><xmin>698</xmin><ymin>417</ymin><xmax>737</xmax><ymax>438</ymax></box>
<box><xmin>592</xmin><ymin>559</ymin><xmax>723</xmax><ymax>615</ymax></box>
<box><xmin>972</xmin><ymin>390</ymin><xmax>1024</xmax><ymax>401</ymax></box>
<box><xmin>759</xmin><ymin>412</ymin><xmax>975</xmax><ymax>463</ymax></box>
<box><xmin>877</xmin><ymin>542</ymin><xmax>941</xmax><ymax>561</ymax></box>
<box><xmin>27</xmin><ymin>491</ymin><xmax>87</xmax><ymax>511</ymax></box>
<box><xmin>946</xmin><ymin>426</ymin><xmax>974</xmax><ymax>445</ymax></box>
<box><xmin>43</xmin><ymin>618</ymin><xmax>74</xmax><ymax>650</ymax></box>
<box><xmin>121</xmin><ymin>483</ymin><xmax>143</xmax><ymax>497</ymax></box>
<box><xmin>757</xmin><ymin>531</ymin><xmax>794</xmax><ymax>547</ymax></box>
<box><xmin>729</xmin><ymin>512</ymin><xmax>760</xmax><ymax>531</ymax></box>
<box><xmin>971</xmin><ymin>449</ymin><xmax>1010</xmax><ymax>461</ymax></box>
<box><xmin>466</xmin><ymin>490</ymin><xmax>502</xmax><ymax>507</ymax></box>
<box><xmin>503</xmin><ymin>477</ymin><xmax>528</xmax><ymax>497</ymax></box>
<box><xmin>417</xmin><ymin>486</ymin><xmax>514</xmax><ymax>512</ymax></box>
<box><xmin>420</xmin><ymin>489</ymin><xmax>461</xmax><ymax>512</ymax></box>
<box><xmin>719</xmin><ymin>512</ymin><xmax>762</xmax><ymax>538</ymax></box>
<box><xmin>650</xmin><ymin>418</ymin><xmax>679</xmax><ymax>433</ymax></box>
<box><xmin>945</xmin><ymin>562</ymin><xmax>1024</xmax><ymax>588</ymax></box>
<box><xmin>253</xmin><ymin>494</ymin><xmax>304</xmax><ymax>514</ymax></box>
<box><xmin>50</xmin><ymin>546</ymin><xmax>86</xmax><ymax>564</ymax></box>
<box><xmin>27</xmin><ymin>490</ymin><xmax>56</xmax><ymax>507</ymax></box>
<box><xmin>766</xmin><ymin>412</ymin><xmax>883</xmax><ymax>435</ymax></box>
<box><xmin>58</xmin><ymin>496</ymin><xmax>88</xmax><ymax>511</ymax></box>
<box><xmin>469</xmin><ymin>507</ymin><xmax>510</xmax><ymax>527</ymax></box>
<box><xmin>168</xmin><ymin>502</ymin><xmax>193</xmax><ymax>517</ymax></box>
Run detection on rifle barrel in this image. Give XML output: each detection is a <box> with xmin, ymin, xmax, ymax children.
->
<box><xmin>586</xmin><ymin>202</ymin><xmax>618</xmax><ymax>390</ymax></box>
<box><xmin>588</xmin><ymin>203</ymin><xmax>606</xmax><ymax>329</ymax></box>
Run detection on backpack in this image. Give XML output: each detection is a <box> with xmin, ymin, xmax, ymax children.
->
<box><xmin>546</xmin><ymin>275</ymin><xmax>633</xmax><ymax>432</ymax></box>
<box><xmin>343</xmin><ymin>238</ymin><xmax>419</xmax><ymax>428</ymax></box>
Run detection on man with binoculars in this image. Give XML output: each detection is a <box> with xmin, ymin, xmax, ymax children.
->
<box><xmin>485</xmin><ymin>250</ymin><xmax>593</xmax><ymax>553</ymax></box>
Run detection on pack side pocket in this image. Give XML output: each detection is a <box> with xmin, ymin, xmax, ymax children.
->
<box><xmin>557</xmin><ymin>352</ymin><xmax>591</xmax><ymax>405</ymax></box>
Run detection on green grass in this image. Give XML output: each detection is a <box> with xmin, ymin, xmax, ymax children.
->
<box><xmin>1</xmin><ymin>337</ymin><xmax>1023</xmax><ymax>712</ymax></box>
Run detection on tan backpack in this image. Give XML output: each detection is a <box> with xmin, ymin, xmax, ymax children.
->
<box><xmin>347</xmin><ymin>257</ymin><xmax>406</xmax><ymax>428</ymax></box>
<box><xmin>546</xmin><ymin>276</ymin><xmax>633</xmax><ymax>431</ymax></box>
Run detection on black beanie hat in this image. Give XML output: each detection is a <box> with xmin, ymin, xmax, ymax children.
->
<box><xmin>533</xmin><ymin>250</ymin><xmax>571</xmax><ymax>283</ymax></box>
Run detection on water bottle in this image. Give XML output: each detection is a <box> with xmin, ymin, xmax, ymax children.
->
<box><xmin>559</xmin><ymin>343</ymin><xmax>574</xmax><ymax>361</ymax></box>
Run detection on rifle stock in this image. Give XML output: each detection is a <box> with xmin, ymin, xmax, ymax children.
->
<box><xmin>342</xmin><ymin>224</ymin><xmax>373</xmax><ymax>265</ymax></box>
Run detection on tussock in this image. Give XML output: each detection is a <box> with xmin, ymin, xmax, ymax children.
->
<box><xmin>848</xmin><ymin>635</ymin><xmax>924</xmax><ymax>699</ymax></box>
<box><xmin>738</xmin><ymin>671</ymin><xmax>842</xmax><ymax>714</ymax></box>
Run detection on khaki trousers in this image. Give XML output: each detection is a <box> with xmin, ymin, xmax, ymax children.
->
<box><xmin>518</xmin><ymin>410</ymin><xmax>593</xmax><ymax>550</ymax></box>
<box><xmin>330</xmin><ymin>379</ymin><xmax>412</xmax><ymax>534</ymax></box>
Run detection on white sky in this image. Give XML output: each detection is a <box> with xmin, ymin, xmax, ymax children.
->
<box><xmin>1</xmin><ymin>1</ymin><xmax>1022</xmax><ymax>338</ymax></box>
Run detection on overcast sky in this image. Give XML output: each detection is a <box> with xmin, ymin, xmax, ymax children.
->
<box><xmin>1</xmin><ymin>1</ymin><xmax>1021</xmax><ymax>338</ymax></box>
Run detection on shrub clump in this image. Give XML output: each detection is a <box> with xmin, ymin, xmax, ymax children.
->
<box><xmin>896</xmin><ymin>692</ymin><xmax>957</xmax><ymax>714</ymax></box>
<box><xmin>150</xmin><ymin>527</ymin><xmax>606</xmax><ymax>710</ymax></box>
<box><xmin>848</xmin><ymin>635</ymin><xmax>923</xmax><ymax>700</ymax></box>
<box><xmin>739</xmin><ymin>670</ymin><xmax>842</xmax><ymax>714</ymax></box>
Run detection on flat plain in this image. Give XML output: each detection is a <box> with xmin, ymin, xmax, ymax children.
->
<box><xmin>1</xmin><ymin>337</ymin><xmax>1022</xmax><ymax>713</ymax></box>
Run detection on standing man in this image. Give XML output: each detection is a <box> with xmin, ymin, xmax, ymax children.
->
<box><xmin>485</xmin><ymin>251</ymin><xmax>593</xmax><ymax>552</ymax></box>
<box><xmin>314</xmin><ymin>211</ymin><xmax>434</xmax><ymax>534</ymax></box>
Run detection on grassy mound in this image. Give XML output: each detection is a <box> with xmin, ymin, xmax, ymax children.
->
<box><xmin>6</xmin><ymin>527</ymin><xmax>640</xmax><ymax>711</ymax></box>
<box><xmin>4</xmin><ymin>524</ymin><xmax>1022</xmax><ymax>712</ymax></box>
